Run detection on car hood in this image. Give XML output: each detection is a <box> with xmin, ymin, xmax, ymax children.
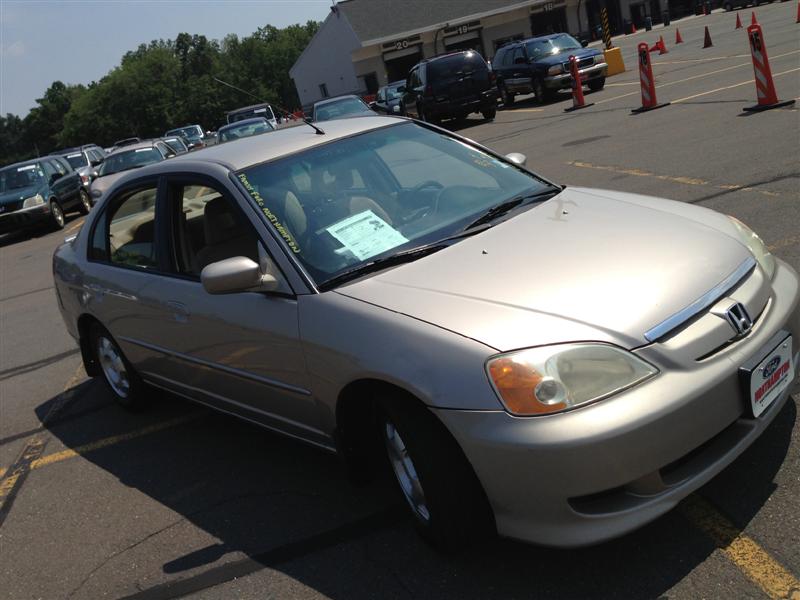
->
<box><xmin>335</xmin><ymin>187</ymin><xmax>751</xmax><ymax>351</ymax></box>
<box><xmin>0</xmin><ymin>184</ymin><xmax>42</xmax><ymax>205</ymax></box>
<box><xmin>537</xmin><ymin>47</ymin><xmax>601</xmax><ymax>66</ymax></box>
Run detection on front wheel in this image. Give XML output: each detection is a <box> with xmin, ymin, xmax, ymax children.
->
<box><xmin>482</xmin><ymin>106</ymin><xmax>497</xmax><ymax>120</ymax></box>
<box><xmin>92</xmin><ymin>324</ymin><xmax>149</xmax><ymax>411</ymax></box>
<box><xmin>380</xmin><ymin>393</ymin><xmax>495</xmax><ymax>551</ymax></box>
<box><xmin>588</xmin><ymin>77</ymin><xmax>606</xmax><ymax>92</ymax></box>
<box><xmin>500</xmin><ymin>85</ymin><xmax>515</xmax><ymax>106</ymax></box>
<box><xmin>78</xmin><ymin>189</ymin><xmax>92</xmax><ymax>215</ymax></box>
<box><xmin>49</xmin><ymin>201</ymin><xmax>65</xmax><ymax>230</ymax></box>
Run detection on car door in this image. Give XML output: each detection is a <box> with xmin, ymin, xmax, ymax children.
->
<box><xmin>510</xmin><ymin>46</ymin><xmax>532</xmax><ymax>93</ymax></box>
<box><xmin>402</xmin><ymin>67</ymin><xmax>421</xmax><ymax>118</ymax></box>
<box><xmin>130</xmin><ymin>174</ymin><xmax>326</xmax><ymax>445</ymax></box>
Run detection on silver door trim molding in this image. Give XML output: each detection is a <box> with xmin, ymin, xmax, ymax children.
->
<box><xmin>644</xmin><ymin>256</ymin><xmax>756</xmax><ymax>343</ymax></box>
<box><xmin>118</xmin><ymin>335</ymin><xmax>312</xmax><ymax>396</ymax></box>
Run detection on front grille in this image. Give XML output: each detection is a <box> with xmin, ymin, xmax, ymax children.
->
<box><xmin>562</xmin><ymin>58</ymin><xmax>594</xmax><ymax>71</ymax></box>
<box><xmin>0</xmin><ymin>200</ymin><xmax>22</xmax><ymax>214</ymax></box>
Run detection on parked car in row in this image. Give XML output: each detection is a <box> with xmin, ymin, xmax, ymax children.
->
<box><xmin>53</xmin><ymin>145</ymin><xmax>107</xmax><ymax>200</ymax></box>
<box><xmin>161</xmin><ymin>136</ymin><xmax>190</xmax><ymax>155</ymax></box>
<box><xmin>113</xmin><ymin>137</ymin><xmax>141</xmax><ymax>148</ymax></box>
<box><xmin>311</xmin><ymin>95</ymin><xmax>375</xmax><ymax>122</ymax></box>
<box><xmin>402</xmin><ymin>50</ymin><xmax>497</xmax><ymax>124</ymax></box>
<box><xmin>164</xmin><ymin>125</ymin><xmax>206</xmax><ymax>151</ymax></box>
<box><xmin>493</xmin><ymin>33</ymin><xmax>607</xmax><ymax>105</ymax></box>
<box><xmin>89</xmin><ymin>140</ymin><xmax>176</xmax><ymax>202</ymax></box>
<box><xmin>226</xmin><ymin>103</ymin><xmax>279</xmax><ymax>129</ymax></box>
<box><xmin>53</xmin><ymin>115</ymin><xmax>799</xmax><ymax>551</ymax></box>
<box><xmin>0</xmin><ymin>155</ymin><xmax>88</xmax><ymax>233</ymax></box>
<box><xmin>371</xmin><ymin>80</ymin><xmax>406</xmax><ymax>115</ymax></box>
<box><xmin>217</xmin><ymin>117</ymin><xmax>275</xmax><ymax>144</ymax></box>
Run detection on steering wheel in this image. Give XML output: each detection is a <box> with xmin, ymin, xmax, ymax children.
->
<box><xmin>403</xmin><ymin>180</ymin><xmax>445</xmax><ymax>222</ymax></box>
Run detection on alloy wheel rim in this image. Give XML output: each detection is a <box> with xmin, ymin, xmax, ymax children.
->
<box><xmin>97</xmin><ymin>336</ymin><xmax>130</xmax><ymax>398</ymax></box>
<box><xmin>81</xmin><ymin>191</ymin><xmax>91</xmax><ymax>211</ymax></box>
<box><xmin>52</xmin><ymin>204</ymin><xmax>64</xmax><ymax>226</ymax></box>
<box><xmin>384</xmin><ymin>421</ymin><xmax>430</xmax><ymax>522</ymax></box>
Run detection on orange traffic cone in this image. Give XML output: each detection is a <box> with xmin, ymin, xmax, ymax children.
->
<box><xmin>649</xmin><ymin>40</ymin><xmax>659</xmax><ymax>51</ymax></box>
<box><xmin>735</xmin><ymin>12</ymin><xmax>742</xmax><ymax>29</ymax></box>
<box><xmin>658</xmin><ymin>35</ymin><xmax>668</xmax><ymax>54</ymax></box>
<box><xmin>751</xmin><ymin>12</ymin><xmax>757</xmax><ymax>25</ymax></box>
<box><xmin>703</xmin><ymin>26</ymin><xmax>713</xmax><ymax>48</ymax></box>
<box><xmin>675</xmin><ymin>28</ymin><xmax>683</xmax><ymax>43</ymax></box>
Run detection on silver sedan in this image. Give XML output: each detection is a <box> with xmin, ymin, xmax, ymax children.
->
<box><xmin>53</xmin><ymin>116</ymin><xmax>799</xmax><ymax>550</ymax></box>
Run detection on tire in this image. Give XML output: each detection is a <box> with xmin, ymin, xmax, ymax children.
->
<box><xmin>500</xmin><ymin>85</ymin><xmax>515</xmax><ymax>106</ymax></box>
<box><xmin>49</xmin><ymin>200</ymin><xmax>65</xmax><ymax>230</ymax></box>
<box><xmin>78</xmin><ymin>189</ymin><xmax>92</xmax><ymax>215</ymax></box>
<box><xmin>91</xmin><ymin>323</ymin><xmax>149</xmax><ymax>411</ymax></box>
<box><xmin>533</xmin><ymin>79</ymin><xmax>549</xmax><ymax>104</ymax></box>
<box><xmin>482</xmin><ymin>106</ymin><xmax>497</xmax><ymax>120</ymax></box>
<box><xmin>379</xmin><ymin>391</ymin><xmax>495</xmax><ymax>551</ymax></box>
<box><xmin>588</xmin><ymin>77</ymin><xmax>606</xmax><ymax>92</ymax></box>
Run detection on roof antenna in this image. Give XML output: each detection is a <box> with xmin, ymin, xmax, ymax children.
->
<box><xmin>304</xmin><ymin>118</ymin><xmax>326</xmax><ymax>135</ymax></box>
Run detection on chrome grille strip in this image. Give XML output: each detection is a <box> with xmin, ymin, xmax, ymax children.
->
<box><xmin>644</xmin><ymin>256</ymin><xmax>757</xmax><ymax>343</ymax></box>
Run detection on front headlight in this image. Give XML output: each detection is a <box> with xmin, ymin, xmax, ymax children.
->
<box><xmin>547</xmin><ymin>65</ymin><xmax>563</xmax><ymax>76</ymax></box>
<box><xmin>486</xmin><ymin>344</ymin><xmax>657</xmax><ymax>416</ymax></box>
<box><xmin>728</xmin><ymin>216</ymin><xmax>775</xmax><ymax>279</ymax></box>
<box><xmin>22</xmin><ymin>193</ymin><xmax>45</xmax><ymax>208</ymax></box>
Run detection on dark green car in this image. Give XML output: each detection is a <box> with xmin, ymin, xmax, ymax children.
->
<box><xmin>0</xmin><ymin>156</ymin><xmax>88</xmax><ymax>235</ymax></box>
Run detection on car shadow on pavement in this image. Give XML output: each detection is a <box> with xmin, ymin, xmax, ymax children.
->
<box><xmin>37</xmin><ymin>381</ymin><xmax>796</xmax><ymax>599</ymax></box>
<box><xmin>0</xmin><ymin>214</ymin><xmax>82</xmax><ymax>248</ymax></box>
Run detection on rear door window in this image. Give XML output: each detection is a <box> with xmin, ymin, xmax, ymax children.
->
<box><xmin>107</xmin><ymin>187</ymin><xmax>159</xmax><ymax>269</ymax></box>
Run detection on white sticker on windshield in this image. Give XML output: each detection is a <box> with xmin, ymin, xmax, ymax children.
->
<box><xmin>135</xmin><ymin>148</ymin><xmax>151</xmax><ymax>153</ymax></box>
<box><xmin>17</xmin><ymin>165</ymin><xmax>36</xmax><ymax>171</ymax></box>
<box><xmin>67</xmin><ymin>153</ymin><xmax>81</xmax><ymax>158</ymax></box>
<box><xmin>326</xmin><ymin>210</ymin><xmax>408</xmax><ymax>261</ymax></box>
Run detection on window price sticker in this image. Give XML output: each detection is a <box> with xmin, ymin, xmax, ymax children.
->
<box><xmin>326</xmin><ymin>210</ymin><xmax>408</xmax><ymax>261</ymax></box>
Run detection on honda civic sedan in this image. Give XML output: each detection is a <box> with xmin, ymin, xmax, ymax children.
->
<box><xmin>53</xmin><ymin>116</ymin><xmax>799</xmax><ymax>550</ymax></box>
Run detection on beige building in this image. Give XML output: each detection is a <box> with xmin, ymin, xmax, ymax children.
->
<box><xmin>290</xmin><ymin>0</ymin><xmax>590</xmax><ymax>111</ymax></box>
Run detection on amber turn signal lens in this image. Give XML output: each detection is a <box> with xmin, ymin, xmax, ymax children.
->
<box><xmin>488</xmin><ymin>357</ymin><xmax>566</xmax><ymax>415</ymax></box>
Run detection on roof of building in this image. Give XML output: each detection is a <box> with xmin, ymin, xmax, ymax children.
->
<box><xmin>336</xmin><ymin>0</ymin><xmax>537</xmax><ymax>44</ymax></box>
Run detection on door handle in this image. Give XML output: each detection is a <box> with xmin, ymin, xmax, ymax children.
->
<box><xmin>166</xmin><ymin>300</ymin><xmax>190</xmax><ymax>323</ymax></box>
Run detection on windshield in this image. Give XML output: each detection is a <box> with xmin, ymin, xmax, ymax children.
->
<box><xmin>166</xmin><ymin>126</ymin><xmax>202</xmax><ymax>139</ymax></box>
<box><xmin>0</xmin><ymin>164</ymin><xmax>44</xmax><ymax>193</ymax></box>
<box><xmin>64</xmin><ymin>152</ymin><xmax>88</xmax><ymax>169</ymax></box>
<box><xmin>237</xmin><ymin>122</ymin><xmax>553</xmax><ymax>286</ymax></box>
<box><xmin>219</xmin><ymin>120</ymin><xmax>274</xmax><ymax>143</ymax></box>
<box><xmin>526</xmin><ymin>34</ymin><xmax>583</xmax><ymax>60</ymax></box>
<box><xmin>97</xmin><ymin>148</ymin><xmax>162</xmax><ymax>176</ymax></box>
<box><xmin>314</xmin><ymin>98</ymin><xmax>371</xmax><ymax>121</ymax></box>
<box><xmin>163</xmin><ymin>138</ymin><xmax>188</xmax><ymax>152</ymax></box>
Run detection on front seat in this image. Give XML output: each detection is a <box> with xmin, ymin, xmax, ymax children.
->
<box><xmin>195</xmin><ymin>197</ymin><xmax>258</xmax><ymax>271</ymax></box>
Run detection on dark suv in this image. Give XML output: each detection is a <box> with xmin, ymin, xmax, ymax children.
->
<box><xmin>493</xmin><ymin>33</ymin><xmax>607</xmax><ymax>105</ymax></box>
<box><xmin>0</xmin><ymin>156</ymin><xmax>85</xmax><ymax>234</ymax></box>
<box><xmin>401</xmin><ymin>50</ymin><xmax>498</xmax><ymax>124</ymax></box>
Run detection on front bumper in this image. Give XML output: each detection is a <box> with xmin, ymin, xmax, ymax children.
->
<box><xmin>545</xmin><ymin>63</ymin><xmax>608</xmax><ymax>89</ymax></box>
<box><xmin>0</xmin><ymin>203</ymin><xmax>52</xmax><ymax>234</ymax></box>
<box><xmin>434</xmin><ymin>259</ymin><xmax>799</xmax><ymax>547</ymax></box>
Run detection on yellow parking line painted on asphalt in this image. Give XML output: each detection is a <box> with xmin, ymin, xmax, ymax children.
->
<box><xmin>768</xmin><ymin>235</ymin><xmax>800</xmax><ymax>253</ymax></box>
<box><xmin>605</xmin><ymin>81</ymin><xmax>640</xmax><ymax>86</ymax></box>
<box><xmin>507</xmin><ymin>108</ymin><xmax>545</xmax><ymax>112</ymax></box>
<box><xmin>29</xmin><ymin>413</ymin><xmax>203</xmax><ymax>471</ymax></box>
<box><xmin>654</xmin><ymin>54</ymin><xmax>750</xmax><ymax>64</ymax></box>
<box><xmin>595</xmin><ymin>49</ymin><xmax>800</xmax><ymax>105</ymax></box>
<box><xmin>672</xmin><ymin>67</ymin><xmax>800</xmax><ymax>104</ymax></box>
<box><xmin>65</xmin><ymin>219</ymin><xmax>84</xmax><ymax>234</ymax></box>
<box><xmin>567</xmin><ymin>160</ymin><xmax>793</xmax><ymax>199</ymax></box>
<box><xmin>681</xmin><ymin>496</ymin><xmax>800</xmax><ymax>600</ymax></box>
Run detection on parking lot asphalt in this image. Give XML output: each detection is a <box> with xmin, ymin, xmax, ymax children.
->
<box><xmin>0</xmin><ymin>4</ymin><xmax>798</xmax><ymax>598</ymax></box>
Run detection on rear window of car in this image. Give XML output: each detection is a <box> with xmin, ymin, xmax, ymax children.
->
<box><xmin>427</xmin><ymin>52</ymin><xmax>487</xmax><ymax>79</ymax></box>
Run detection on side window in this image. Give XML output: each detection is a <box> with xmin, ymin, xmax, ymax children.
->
<box><xmin>512</xmin><ymin>47</ymin><xmax>526</xmax><ymax>65</ymax></box>
<box><xmin>170</xmin><ymin>184</ymin><xmax>260</xmax><ymax>277</ymax></box>
<box><xmin>108</xmin><ymin>187</ymin><xmax>158</xmax><ymax>269</ymax></box>
<box><xmin>41</xmin><ymin>160</ymin><xmax>59</xmax><ymax>183</ymax></box>
<box><xmin>51</xmin><ymin>158</ymin><xmax>68</xmax><ymax>175</ymax></box>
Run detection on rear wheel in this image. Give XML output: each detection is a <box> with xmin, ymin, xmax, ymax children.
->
<box><xmin>91</xmin><ymin>324</ymin><xmax>149</xmax><ymax>411</ymax></box>
<box><xmin>49</xmin><ymin>201</ymin><xmax>65</xmax><ymax>230</ymax></box>
<box><xmin>379</xmin><ymin>391</ymin><xmax>495</xmax><ymax>551</ymax></box>
<box><xmin>482</xmin><ymin>106</ymin><xmax>497</xmax><ymax>120</ymax></box>
<box><xmin>78</xmin><ymin>189</ymin><xmax>92</xmax><ymax>215</ymax></box>
<box><xmin>588</xmin><ymin>77</ymin><xmax>606</xmax><ymax>92</ymax></box>
<box><xmin>500</xmin><ymin>85</ymin><xmax>515</xmax><ymax>106</ymax></box>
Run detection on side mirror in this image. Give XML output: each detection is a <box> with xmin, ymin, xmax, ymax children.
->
<box><xmin>368</xmin><ymin>101</ymin><xmax>377</xmax><ymax>108</ymax></box>
<box><xmin>91</xmin><ymin>170</ymin><xmax>99</xmax><ymax>178</ymax></box>
<box><xmin>505</xmin><ymin>152</ymin><xmax>527</xmax><ymax>166</ymax></box>
<box><xmin>392</xmin><ymin>104</ymin><xmax>401</xmax><ymax>114</ymax></box>
<box><xmin>201</xmin><ymin>256</ymin><xmax>279</xmax><ymax>294</ymax></box>
<box><xmin>581</xmin><ymin>39</ymin><xmax>590</xmax><ymax>47</ymax></box>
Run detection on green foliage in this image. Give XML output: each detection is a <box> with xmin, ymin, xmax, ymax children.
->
<box><xmin>2</xmin><ymin>20</ymin><xmax>320</xmax><ymax>164</ymax></box>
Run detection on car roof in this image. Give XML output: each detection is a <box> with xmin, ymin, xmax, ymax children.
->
<box><xmin>313</xmin><ymin>95</ymin><xmax>365</xmax><ymax>108</ymax></box>
<box><xmin>420</xmin><ymin>50</ymin><xmax>484</xmax><ymax>65</ymax></box>
<box><xmin>226</xmin><ymin>103</ymin><xmax>272</xmax><ymax>114</ymax></box>
<box><xmin>218</xmin><ymin>117</ymin><xmax>269</xmax><ymax>132</ymax></box>
<box><xmin>145</xmin><ymin>116</ymin><xmax>403</xmax><ymax>172</ymax></box>
<box><xmin>0</xmin><ymin>157</ymin><xmax>45</xmax><ymax>170</ymax></box>
<box><xmin>105</xmin><ymin>140</ymin><xmax>161</xmax><ymax>156</ymax></box>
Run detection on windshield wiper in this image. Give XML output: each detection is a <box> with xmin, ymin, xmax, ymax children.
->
<box><xmin>463</xmin><ymin>187</ymin><xmax>561</xmax><ymax>231</ymax></box>
<box><xmin>319</xmin><ymin>243</ymin><xmax>448</xmax><ymax>291</ymax></box>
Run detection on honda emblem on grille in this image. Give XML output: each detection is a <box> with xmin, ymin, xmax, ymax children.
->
<box><xmin>724</xmin><ymin>302</ymin><xmax>753</xmax><ymax>337</ymax></box>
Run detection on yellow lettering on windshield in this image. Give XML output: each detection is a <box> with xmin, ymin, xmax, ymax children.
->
<box><xmin>237</xmin><ymin>173</ymin><xmax>301</xmax><ymax>254</ymax></box>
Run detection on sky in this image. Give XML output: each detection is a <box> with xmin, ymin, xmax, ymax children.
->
<box><xmin>0</xmin><ymin>0</ymin><xmax>332</xmax><ymax>118</ymax></box>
